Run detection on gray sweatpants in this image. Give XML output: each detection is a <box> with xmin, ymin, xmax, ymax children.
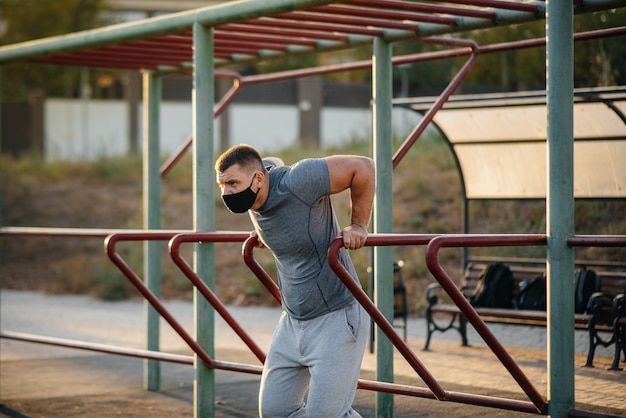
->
<box><xmin>259</xmin><ymin>301</ymin><xmax>369</xmax><ymax>418</ymax></box>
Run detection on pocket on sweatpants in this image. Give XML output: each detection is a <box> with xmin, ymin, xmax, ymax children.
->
<box><xmin>343</xmin><ymin>302</ymin><xmax>361</xmax><ymax>340</ymax></box>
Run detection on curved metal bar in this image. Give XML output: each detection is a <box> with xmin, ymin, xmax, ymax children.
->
<box><xmin>392</xmin><ymin>39</ymin><xmax>479</xmax><ymax>169</ymax></box>
<box><xmin>241</xmin><ymin>235</ymin><xmax>282</xmax><ymax>304</ymax></box>
<box><xmin>328</xmin><ymin>233</ymin><xmax>547</xmax><ymax>414</ymax></box>
<box><xmin>327</xmin><ymin>235</ymin><xmax>447</xmax><ymax>400</ymax></box>
<box><xmin>105</xmin><ymin>231</ymin><xmax>215</xmax><ymax>368</ymax></box>
<box><xmin>168</xmin><ymin>231</ymin><xmax>268</xmax><ymax>363</ymax></box>
<box><xmin>425</xmin><ymin>234</ymin><xmax>548</xmax><ymax>413</ymax></box>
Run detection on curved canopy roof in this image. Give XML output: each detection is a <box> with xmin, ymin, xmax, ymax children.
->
<box><xmin>397</xmin><ymin>87</ymin><xmax>626</xmax><ymax>199</ymax></box>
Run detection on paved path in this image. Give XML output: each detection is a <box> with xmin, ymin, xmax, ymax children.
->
<box><xmin>1</xmin><ymin>290</ymin><xmax>625</xmax><ymax>417</ymax></box>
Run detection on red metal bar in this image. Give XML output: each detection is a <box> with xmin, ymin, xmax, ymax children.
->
<box><xmin>245</xmin><ymin>16</ymin><xmax>386</xmax><ymax>37</ymax></box>
<box><xmin>160</xmin><ymin>71</ymin><xmax>243</xmax><ymax>178</ymax></box>
<box><xmin>105</xmin><ymin>232</ymin><xmax>217</xmax><ymax>368</ymax></box>
<box><xmin>214</xmin><ymin>30</ymin><xmax>319</xmax><ymax>47</ymax></box>
<box><xmin>0</xmin><ymin>226</ymin><xmax>190</xmax><ymax>238</ymax></box>
<box><xmin>241</xmin><ymin>236</ymin><xmax>282</xmax><ymax>304</ymax></box>
<box><xmin>0</xmin><ymin>330</ymin><xmax>193</xmax><ymax>365</ymax></box>
<box><xmin>392</xmin><ymin>39</ymin><xmax>479</xmax><ymax>169</ymax></box>
<box><xmin>274</xmin><ymin>11</ymin><xmax>421</xmax><ymax>32</ymax></box>
<box><xmin>347</xmin><ymin>0</ymin><xmax>498</xmax><ymax>19</ymax></box>
<box><xmin>215</xmin><ymin>39</ymin><xmax>288</xmax><ymax>52</ymax></box>
<box><xmin>327</xmin><ymin>233</ymin><xmax>546</xmax><ymax>414</ymax></box>
<box><xmin>430</xmin><ymin>0</ymin><xmax>540</xmax><ymax>12</ymax></box>
<box><xmin>168</xmin><ymin>232</ymin><xmax>268</xmax><ymax>363</ymax></box>
<box><xmin>424</xmin><ymin>234</ymin><xmax>548</xmax><ymax>413</ymax></box>
<box><xmin>222</xmin><ymin>22</ymin><xmax>349</xmax><ymax>42</ymax></box>
<box><xmin>568</xmin><ymin>235</ymin><xmax>626</xmax><ymax>248</ymax></box>
<box><xmin>328</xmin><ymin>235</ymin><xmax>447</xmax><ymax>401</ymax></box>
<box><xmin>357</xmin><ymin>378</ymin><xmax>539</xmax><ymax>413</ymax></box>
<box><xmin>313</xmin><ymin>4</ymin><xmax>458</xmax><ymax>25</ymax></box>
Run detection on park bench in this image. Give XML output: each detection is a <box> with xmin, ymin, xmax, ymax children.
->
<box><xmin>424</xmin><ymin>259</ymin><xmax>626</xmax><ymax>370</ymax></box>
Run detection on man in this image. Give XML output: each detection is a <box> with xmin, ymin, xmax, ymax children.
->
<box><xmin>215</xmin><ymin>144</ymin><xmax>375</xmax><ymax>417</ymax></box>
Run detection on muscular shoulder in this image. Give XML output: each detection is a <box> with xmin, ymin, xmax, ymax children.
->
<box><xmin>284</xmin><ymin>159</ymin><xmax>330</xmax><ymax>201</ymax></box>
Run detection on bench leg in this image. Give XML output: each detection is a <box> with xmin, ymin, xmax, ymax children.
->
<box><xmin>459</xmin><ymin>314</ymin><xmax>469</xmax><ymax>347</ymax></box>
<box><xmin>423</xmin><ymin>310</ymin><xmax>467</xmax><ymax>350</ymax></box>
<box><xmin>584</xmin><ymin>320</ymin><xmax>599</xmax><ymax>368</ymax></box>
<box><xmin>423</xmin><ymin>309</ymin><xmax>434</xmax><ymax>351</ymax></box>
<box><xmin>609</xmin><ymin>322</ymin><xmax>625</xmax><ymax>371</ymax></box>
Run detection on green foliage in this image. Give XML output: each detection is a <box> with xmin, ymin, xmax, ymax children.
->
<box><xmin>0</xmin><ymin>0</ymin><xmax>117</xmax><ymax>102</ymax></box>
<box><xmin>574</xmin><ymin>10</ymin><xmax>626</xmax><ymax>86</ymax></box>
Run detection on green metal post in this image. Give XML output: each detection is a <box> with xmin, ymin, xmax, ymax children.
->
<box><xmin>0</xmin><ymin>68</ymin><xmax>3</xmax><ymax>289</ymax></box>
<box><xmin>546</xmin><ymin>3</ymin><xmax>575</xmax><ymax>417</ymax></box>
<box><xmin>192</xmin><ymin>21</ymin><xmax>216</xmax><ymax>418</ymax></box>
<box><xmin>372</xmin><ymin>36</ymin><xmax>394</xmax><ymax>417</ymax></box>
<box><xmin>142</xmin><ymin>70</ymin><xmax>162</xmax><ymax>391</ymax></box>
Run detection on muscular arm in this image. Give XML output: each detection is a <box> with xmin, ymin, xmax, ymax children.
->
<box><xmin>325</xmin><ymin>155</ymin><xmax>375</xmax><ymax>249</ymax></box>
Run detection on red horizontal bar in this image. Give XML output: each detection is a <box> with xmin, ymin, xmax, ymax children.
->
<box><xmin>215</xmin><ymin>39</ymin><xmax>288</xmax><ymax>52</ymax></box>
<box><xmin>0</xmin><ymin>226</ymin><xmax>191</xmax><ymax>238</ymax></box>
<box><xmin>275</xmin><ymin>11</ymin><xmax>420</xmax><ymax>32</ymax></box>
<box><xmin>568</xmin><ymin>235</ymin><xmax>626</xmax><ymax>247</ymax></box>
<box><xmin>430</xmin><ymin>0</ymin><xmax>539</xmax><ymax>12</ymax></box>
<box><xmin>222</xmin><ymin>22</ymin><xmax>349</xmax><ymax>42</ymax></box>
<box><xmin>0</xmin><ymin>331</ymin><xmax>194</xmax><ymax>365</ymax></box>
<box><xmin>348</xmin><ymin>0</ymin><xmax>497</xmax><ymax>19</ymax></box>
<box><xmin>314</xmin><ymin>4</ymin><xmax>457</xmax><ymax>26</ymax></box>
<box><xmin>253</xmin><ymin>16</ymin><xmax>384</xmax><ymax>37</ymax></box>
<box><xmin>215</xmin><ymin>30</ymin><xmax>319</xmax><ymax>47</ymax></box>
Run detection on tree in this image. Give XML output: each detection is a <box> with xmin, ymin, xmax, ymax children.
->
<box><xmin>0</xmin><ymin>0</ymin><xmax>114</xmax><ymax>103</ymax></box>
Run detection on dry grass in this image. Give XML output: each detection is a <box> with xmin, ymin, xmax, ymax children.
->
<box><xmin>2</xmin><ymin>137</ymin><xmax>624</xmax><ymax>314</ymax></box>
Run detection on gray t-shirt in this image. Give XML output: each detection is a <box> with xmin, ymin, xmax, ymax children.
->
<box><xmin>250</xmin><ymin>158</ymin><xmax>360</xmax><ymax>320</ymax></box>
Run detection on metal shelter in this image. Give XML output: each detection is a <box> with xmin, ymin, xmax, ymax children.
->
<box><xmin>1</xmin><ymin>1</ymin><xmax>626</xmax><ymax>417</ymax></box>
<box><xmin>396</xmin><ymin>86</ymin><xmax>626</xmax><ymax>200</ymax></box>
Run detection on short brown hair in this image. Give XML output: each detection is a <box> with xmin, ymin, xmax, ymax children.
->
<box><xmin>215</xmin><ymin>144</ymin><xmax>264</xmax><ymax>173</ymax></box>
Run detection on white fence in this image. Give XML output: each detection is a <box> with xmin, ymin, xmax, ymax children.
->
<box><xmin>44</xmin><ymin>98</ymin><xmax>422</xmax><ymax>161</ymax></box>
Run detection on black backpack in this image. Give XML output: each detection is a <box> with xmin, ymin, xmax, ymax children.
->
<box><xmin>516</xmin><ymin>275</ymin><xmax>547</xmax><ymax>311</ymax></box>
<box><xmin>471</xmin><ymin>263</ymin><xmax>515</xmax><ymax>309</ymax></box>
<box><xmin>574</xmin><ymin>267</ymin><xmax>601</xmax><ymax>314</ymax></box>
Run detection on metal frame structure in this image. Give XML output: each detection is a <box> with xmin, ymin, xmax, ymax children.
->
<box><xmin>1</xmin><ymin>1</ymin><xmax>626</xmax><ymax>417</ymax></box>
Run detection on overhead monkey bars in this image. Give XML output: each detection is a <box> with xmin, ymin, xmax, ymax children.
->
<box><xmin>0</xmin><ymin>0</ymin><xmax>586</xmax><ymax>71</ymax></box>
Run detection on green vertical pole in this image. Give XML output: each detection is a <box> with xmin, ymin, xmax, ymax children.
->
<box><xmin>142</xmin><ymin>70</ymin><xmax>162</xmax><ymax>391</ymax></box>
<box><xmin>372</xmin><ymin>36</ymin><xmax>394</xmax><ymax>417</ymax></box>
<box><xmin>546</xmin><ymin>3</ymin><xmax>575</xmax><ymax>418</ymax></box>
<box><xmin>0</xmin><ymin>68</ymin><xmax>3</xmax><ymax>290</ymax></box>
<box><xmin>192</xmin><ymin>21</ymin><xmax>216</xmax><ymax>418</ymax></box>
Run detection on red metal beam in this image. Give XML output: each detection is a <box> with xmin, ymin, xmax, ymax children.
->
<box><xmin>274</xmin><ymin>10</ymin><xmax>422</xmax><ymax>32</ymax></box>
<box><xmin>430</xmin><ymin>0</ymin><xmax>540</xmax><ymax>12</ymax></box>
<box><xmin>222</xmin><ymin>22</ymin><xmax>350</xmax><ymax>42</ymax></box>
<box><xmin>215</xmin><ymin>30</ymin><xmax>320</xmax><ymax>47</ymax></box>
<box><xmin>423</xmin><ymin>234</ymin><xmax>548</xmax><ymax>413</ymax></box>
<box><xmin>168</xmin><ymin>232</ymin><xmax>270</xmax><ymax>364</ymax></box>
<box><xmin>327</xmin><ymin>234</ymin><xmax>545</xmax><ymax>414</ymax></box>
<box><xmin>244</xmin><ymin>16</ymin><xmax>385</xmax><ymax>37</ymax></box>
<box><xmin>314</xmin><ymin>4</ymin><xmax>458</xmax><ymax>25</ymax></box>
<box><xmin>347</xmin><ymin>0</ymin><xmax>498</xmax><ymax>19</ymax></box>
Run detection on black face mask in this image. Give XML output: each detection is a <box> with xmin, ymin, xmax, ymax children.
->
<box><xmin>222</xmin><ymin>174</ymin><xmax>259</xmax><ymax>214</ymax></box>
